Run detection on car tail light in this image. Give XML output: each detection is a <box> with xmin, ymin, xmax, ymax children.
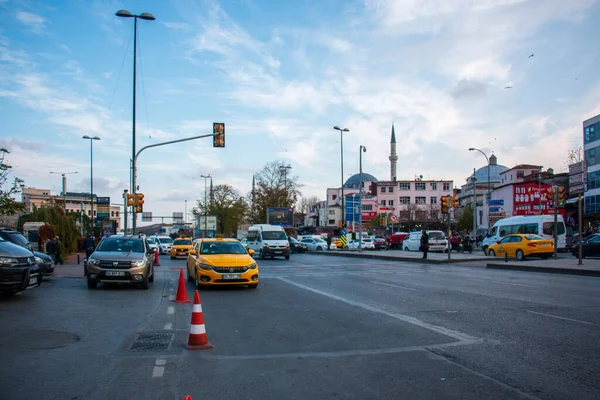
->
<box><xmin>527</xmin><ymin>243</ymin><xmax>536</xmax><ymax>247</ymax></box>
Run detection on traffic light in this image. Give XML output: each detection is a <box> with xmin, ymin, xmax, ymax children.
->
<box><xmin>338</xmin><ymin>219</ymin><xmax>343</xmax><ymax>229</ymax></box>
<box><xmin>134</xmin><ymin>193</ymin><xmax>144</xmax><ymax>213</ymax></box>
<box><xmin>213</xmin><ymin>122</ymin><xmax>225</xmax><ymax>148</ymax></box>
<box><xmin>440</xmin><ymin>196</ymin><xmax>449</xmax><ymax>214</ymax></box>
<box><xmin>451</xmin><ymin>196</ymin><xmax>459</xmax><ymax>208</ymax></box>
<box><xmin>557</xmin><ymin>187</ymin><xmax>567</xmax><ymax>206</ymax></box>
<box><xmin>126</xmin><ymin>193</ymin><xmax>135</xmax><ymax>207</ymax></box>
<box><xmin>546</xmin><ymin>187</ymin><xmax>554</xmax><ymax>198</ymax></box>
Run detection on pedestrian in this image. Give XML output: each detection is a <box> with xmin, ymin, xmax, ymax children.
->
<box><xmin>326</xmin><ymin>235</ymin><xmax>332</xmax><ymax>251</ymax></box>
<box><xmin>420</xmin><ymin>230</ymin><xmax>429</xmax><ymax>259</ymax></box>
<box><xmin>84</xmin><ymin>234</ymin><xmax>95</xmax><ymax>259</ymax></box>
<box><xmin>54</xmin><ymin>235</ymin><xmax>64</xmax><ymax>265</ymax></box>
<box><xmin>46</xmin><ymin>237</ymin><xmax>56</xmax><ymax>264</ymax></box>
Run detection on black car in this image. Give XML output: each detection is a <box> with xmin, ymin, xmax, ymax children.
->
<box><xmin>0</xmin><ymin>236</ymin><xmax>41</xmax><ymax>297</ymax></box>
<box><xmin>572</xmin><ymin>233</ymin><xmax>600</xmax><ymax>258</ymax></box>
<box><xmin>289</xmin><ymin>237</ymin><xmax>307</xmax><ymax>253</ymax></box>
<box><xmin>0</xmin><ymin>228</ymin><xmax>54</xmax><ymax>276</ymax></box>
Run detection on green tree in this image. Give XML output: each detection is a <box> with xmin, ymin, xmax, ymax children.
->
<box><xmin>195</xmin><ymin>184</ymin><xmax>247</xmax><ymax>236</ymax></box>
<box><xmin>246</xmin><ymin>161</ymin><xmax>303</xmax><ymax>224</ymax></box>
<box><xmin>456</xmin><ymin>204</ymin><xmax>474</xmax><ymax>233</ymax></box>
<box><xmin>0</xmin><ymin>148</ymin><xmax>25</xmax><ymax>215</ymax></box>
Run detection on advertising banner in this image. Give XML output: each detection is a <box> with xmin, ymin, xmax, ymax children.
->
<box><xmin>513</xmin><ymin>183</ymin><xmax>554</xmax><ymax>215</ymax></box>
<box><xmin>266</xmin><ymin>207</ymin><xmax>293</xmax><ymax>227</ymax></box>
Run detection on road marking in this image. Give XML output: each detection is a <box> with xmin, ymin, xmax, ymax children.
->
<box><xmin>277</xmin><ymin>277</ymin><xmax>476</xmax><ymax>341</ymax></box>
<box><xmin>167</xmin><ymin>306</ymin><xmax>174</xmax><ymax>315</ymax></box>
<box><xmin>372</xmin><ymin>281</ymin><xmax>419</xmax><ymax>291</ymax></box>
<box><xmin>526</xmin><ymin>310</ymin><xmax>598</xmax><ymax>326</ymax></box>
<box><xmin>164</xmin><ymin>323</ymin><xmax>172</xmax><ymax>330</ymax></box>
<box><xmin>469</xmin><ymin>278</ymin><xmax>538</xmax><ymax>288</ymax></box>
<box><xmin>152</xmin><ymin>366</ymin><xmax>164</xmax><ymax>378</ymax></box>
<box><xmin>155</xmin><ymin>359</ymin><xmax>166</xmax><ymax>366</ymax></box>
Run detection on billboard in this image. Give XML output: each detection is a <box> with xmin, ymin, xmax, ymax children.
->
<box><xmin>266</xmin><ymin>207</ymin><xmax>294</xmax><ymax>227</ymax></box>
<box><xmin>173</xmin><ymin>212</ymin><xmax>184</xmax><ymax>223</ymax></box>
<box><xmin>197</xmin><ymin>215</ymin><xmax>217</xmax><ymax>231</ymax></box>
<box><xmin>513</xmin><ymin>183</ymin><xmax>555</xmax><ymax>215</ymax></box>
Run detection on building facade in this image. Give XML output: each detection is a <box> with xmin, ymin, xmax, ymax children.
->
<box><xmin>584</xmin><ymin>114</ymin><xmax>600</xmax><ymax>218</ymax></box>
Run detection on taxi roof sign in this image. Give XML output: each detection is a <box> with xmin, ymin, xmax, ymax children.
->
<box><xmin>215</xmin><ymin>234</ymin><xmax>225</xmax><ymax>239</ymax></box>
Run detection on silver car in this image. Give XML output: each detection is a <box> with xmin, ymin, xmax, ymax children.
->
<box><xmin>86</xmin><ymin>235</ymin><xmax>155</xmax><ymax>290</ymax></box>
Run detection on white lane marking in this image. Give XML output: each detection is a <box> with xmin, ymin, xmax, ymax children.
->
<box><xmin>526</xmin><ymin>310</ymin><xmax>598</xmax><ymax>326</ymax></box>
<box><xmin>278</xmin><ymin>277</ymin><xmax>476</xmax><ymax>341</ymax></box>
<box><xmin>152</xmin><ymin>366</ymin><xmax>164</xmax><ymax>378</ymax></box>
<box><xmin>372</xmin><ymin>281</ymin><xmax>419</xmax><ymax>291</ymax></box>
<box><xmin>155</xmin><ymin>359</ymin><xmax>166</xmax><ymax>366</ymax></box>
<box><xmin>164</xmin><ymin>323</ymin><xmax>172</xmax><ymax>330</ymax></box>
<box><xmin>469</xmin><ymin>277</ymin><xmax>538</xmax><ymax>288</ymax></box>
<box><xmin>190</xmin><ymin>324</ymin><xmax>206</xmax><ymax>334</ymax></box>
<box><xmin>169</xmin><ymin>287</ymin><xmax>174</xmax><ymax>292</ymax></box>
<box><xmin>168</xmin><ymin>295</ymin><xmax>175</xmax><ymax>301</ymax></box>
<box><xmin>167</xmin><ymin>306</ymin><xmax>174</xmax><ymax>315</ymax></box>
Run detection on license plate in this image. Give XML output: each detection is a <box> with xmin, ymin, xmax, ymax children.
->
<box><xmin>274</xmin><ymin>251</ymin><xmax>282</xmax><ymax>254</ymax></box>
<box><xmin>28</xmin><ymin>277</ymin><xmax>37</xmax><ymax>285</ymax></box>
<box><xmin>222</xmin><ymin>274</ymin><xmax>242</xmax><ymax>280</ymax></box>
<box><xmin>540</xmin><ymin>244</ymin><xmax>548</xmax><ymax>247</ymax></box>
<box><xmin>106</xmin><ymin>271</ymin><xmax>125</xmax><ymax>277</ymax></box>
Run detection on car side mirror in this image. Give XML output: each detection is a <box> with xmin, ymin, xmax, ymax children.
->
<box><xmin>248</xmin><ymin>249</ymin><xmax>255</xmax><ymax>256</ymax></box>
<box><xmin>496</xmin><ymin>240</ymin><xmax>501</xmax><ymax>244</ymax></box>
<box><xmin>188</xmin><ymin>249</ymin><xmax>196</xmax><ymax>255</ymax></box>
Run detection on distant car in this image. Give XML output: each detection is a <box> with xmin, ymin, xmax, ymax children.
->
<box><xmin>147</xmin><ymin>237</ymin><xmax>159</xmax><ymax>254</ymax></box>
<box><xmin>289</xmin><ymin>237</ymin><xmax>307</xmax><ymax>253</ymax></box>
<box><xmin>300</xmin><ymin>238</ymin><xmax>335</xmax><ymax>251</ymax></box>
<box><xmin>348</xmin><ymin>239</ymin><xmax>375</xmax><ymax>250</ymax></box>
<box><xmin>33</xmin><ymin>251</ymin><xmax>54</xmax><ymax>276</ymax></box>
<box><xmin>154</xmin><ymin>236</ymin><xmax>174</xmax><ymax>255</ymax></box>
<box><xmin>572</xmin><ymin>234</ymin><xmax>600</xmax><ymax>258</ymax></box>
<box><xmin>487</xmin><ymin>234</ymin><xmax>554</xmax><ymax>261</ymax></box>
<box><xmin>170</xmin><ymin>237</ymin><xmax>193</xmax><ymax>259</ymax></box>
<box><xmin>370</xmin><ymin>236</ymin><xmax>387</xmax><ymax>250</ymax></box>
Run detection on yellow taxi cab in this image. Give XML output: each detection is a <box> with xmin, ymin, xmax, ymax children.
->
<box><xmin>170</xmin><ymin>237</ymin><xmax>193</xmax><ymax>259</ymax></box>
<box><xmin>332</xmin><ymin>237</ymin><xmax>343</xmax><ymax>248</ymax></box>
<box><xmin>186</xmin><ymin>236</ymin><xmax>259</xmax><ymax>289</ymax></box>
<box><xmin>487</xmin><ymin>234</ymin><xmax>554</xmax><ymax>261</ymax></box>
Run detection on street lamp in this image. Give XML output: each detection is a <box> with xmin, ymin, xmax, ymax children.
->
<box><xmin>279</xmin><ymin>164</ymin><xmax>292</xmax><ymax>201</ymax></box>
<box><xmin>359</xmin><ymin>145</ymin><xmax>366</xmax><ymax>251</ymax></box>
<box><xmin>201</xmin><ymin>174</ymin><xmax>211</xmax><ymax>238</ymax></box>
<box><xmin>115</xmin><ymin>9</ymin><xmax>155</xmax><ymax>233</ymax></box>
<box><xmin>468</xmin><ymin>148</ymin><xmax>490</xmax><ymax>200</ymax></box>
<box><xmin>83</xmin><ymin>136</ymin><xmax>100</xmax><ymax>235</ymax></box>
<box><xmin>334</xmin><ymin>126</ymin><xmax>349</xmax><ymax>229</ymax></box>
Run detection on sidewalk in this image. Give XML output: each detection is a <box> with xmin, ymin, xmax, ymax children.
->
<box><xmin>52</xmin><ymin>253</ymin><xmax>85</xmax><ymax>278</ymax></box>
<box><xmin>319</xmin><ymin>249</ymin><xmax>600</xmax><ymax>277</ymax></box>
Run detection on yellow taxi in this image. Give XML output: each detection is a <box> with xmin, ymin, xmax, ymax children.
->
<box><xmin>332</xmin><ymin>237</ymin><xmax>343</xmax><ymax>248</ymax></box>
<box><xmin>170</xmin><ymin>237</ymin><xmax>193</xmax><ymax>259</ymax></box>
<box><xmin>186</xmin><ymin>237</ymin><xmax>259</xmax><ymax>289</ymax></box>
<box><xmin>487</xmin><ymin>234</ymin><xmax>554</xmax><ymax>261</ymax></box>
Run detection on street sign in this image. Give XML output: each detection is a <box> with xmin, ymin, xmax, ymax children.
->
<box><xmin>142</xmin><ymin>212</ymin><xmax>152</xmax><ymax>222</ymax></box>
<box><xmin>488</xmin><ymin>199</ymin><xmax>504</xmax><ymax>206</ymax></box>
<box><xmin>390</xmin><ymin>214</ymin><xmax>398</xmax><ymax>222</ymax></box>
<box><xmin>345</xmin><ymin>195</ymin><xmax>360</xmax><ymax>222</ymax></box>
<box><xmin>173</xmin><ymin>212</ymin><xmax>183</xmax><ymax>223</ymax></box>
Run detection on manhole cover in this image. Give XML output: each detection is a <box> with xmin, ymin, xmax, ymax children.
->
<box><xmin>129</xmin><ymin>332</ymin><xmax>173</xmax><ymax>352</ymax></box>
<box><xmin>0</xmin><ymin>329</ymin><xmax>81</xmax><ymax>350</ymax></box>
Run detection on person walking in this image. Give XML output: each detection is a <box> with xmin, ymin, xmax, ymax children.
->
<box><xmin>420</xmin><ymin>230</ymin><xmax>429</xmax><ymax>259</ymax></box>
<box><xmin>46</xmin><ymin>237</ymin><xmax>56</xmax><ymax>264</ymax></box>
<box><xmin>326</xmin><ymin>235</ymin><xmax>332</xmax><ymax>251</ymax></box>
<box><xmin>54</xmin><ymin>236</ymin><xmax>64</xmax><ymax>265</ymax></box>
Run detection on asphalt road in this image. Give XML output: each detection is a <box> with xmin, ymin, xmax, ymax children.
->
<box><xmin>1</xmin><ymin>253</ymin><xmax>599</xmax><ymax>400</ymax></box>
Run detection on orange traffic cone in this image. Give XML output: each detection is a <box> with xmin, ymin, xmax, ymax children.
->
<box><xmin>184</xmin><ymin>396</ymin><xmax>192</xmax><ymax>400</ymax></box>
<box><xmin>154</xmin><ymin>250</ymin><xmax>160</xmax><ymax>266</ymax></box>
<box><xmin>186</xmin><ymin>290</ymin><xmax>214</xmax><ymax>350</ymax></box>
<box><xmin>173</xmin><ymin>269</ymin><xmax>191</xmax><ymax>303</ymax></box>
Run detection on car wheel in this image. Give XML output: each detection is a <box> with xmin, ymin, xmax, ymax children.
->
<box><xmin>139</xmin><ymin>272</ymin><xmax>150</xmax><ymax>290</ymax></box>
<box><xmin>0</xmin><ymin>291</ymin><xmax>16</xmax><ymax>297</ymax></box>
<box><xmin>170</xmin><ymin>256</ymin><xmax>175</xmax><ymax>260</ymax></box>
<box><xmin>316</xmin><ymin>246</ymin><xmax>323</xmax><ymax>251</ymax></box>
<box><xmin>195</xmin><ymin>274</ymin><xmax>203</xmax><ymax>290</ymax></box>
<box><xmin>482</xmin><ymin>245</ymin><xmax>488</xmax><ymax>254</ymax></box>
<box><xmin>541</xmin><ymin>255</ymin><xmax>549</xmax><ymax>260</ymax></box>
<box><xmin>516</xmin><ymin>250</ymin><xmax>525</xmax><ymax>261</ymax></box>
<box><xmin>285</xmin><ymin>255</ymin><xmax>290</xmax><ymax>260</ymax></box>
<box><xmin>248</xmin><ymin>283</ymin><xmax>258</xmax><ymax>289</ymax></box>
<box><xmin>489</xmin><ymin>249</ymin><xmax>496</xmax><ymax>257</ymax></box>
<box><xmin>87</xmin><ymin>279</ymin><xmax>97</xmax><ymax>289</ymax></box>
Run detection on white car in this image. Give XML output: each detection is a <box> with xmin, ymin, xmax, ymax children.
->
<box><xmin>300</xmin><ymin>238</ymin><xmax>336</xmax><ymax>251</ymax></box>
<box><xmin>348</xmin><ymin>238</ymin><xmax>375</xmax><ymax>250</ymax></box>
<box><xmin>403</xmin><ymin>231</ymin><xmax>448</xmax><ymax>252</ymax></box>
<box><xmin>154</xmin><ymin>236</ymin><xmax>174</xmax><ymax>255</ymax></box>
<box><xmin>147</xmin><ymin>237</ymin><xmax>159</xmax><ymax>253</ymax></box>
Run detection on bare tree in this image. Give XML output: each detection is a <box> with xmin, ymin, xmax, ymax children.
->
<box><xmin>0</xmin><ymin>148</ymin><xmax>25</xmax><ymax>216</ymax></box>
<box><xmin>564</xmin><ymin>145</ymin><xmax>583</xmax><ymax>171</ymax></box>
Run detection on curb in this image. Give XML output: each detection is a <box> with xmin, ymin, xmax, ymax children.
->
<box><xmin>316</xmin><ymin>251</ymin><xmax>490</xmax><ymax>265</ymax></box>
<box><xmin>486</xmin><ymin>263</ymin><xmax>600</xmax><ymax>277</ymax></box>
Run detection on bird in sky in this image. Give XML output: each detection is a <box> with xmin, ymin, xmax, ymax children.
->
<box><xmin>504</xmin><ymin>86</ymin><xmax>513</xmax><ymax>89</ymax></box>
<box><xmin>529</xmin><ymin>53</ymin><xmax>534</xmax><ymax>58</ymax></box>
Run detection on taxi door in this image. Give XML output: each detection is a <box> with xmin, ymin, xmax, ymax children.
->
<box><xmin>507</xmin><ymin>236</ymin><xmax>523</xmax><ymax>257</ymax></box>
<box><xmin>496</xmin><ymin>236</ymin><xmax>512</xmax><ymax>256</ymax></box>
<box><xmin>187</xmin><ymin>240</ymin><xmax>201</xmax><ymax>279</ymax></box>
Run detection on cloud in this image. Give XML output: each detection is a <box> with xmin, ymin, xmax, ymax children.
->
<box><xmin>16</xmin><ymin>11</ymin><xmax>47</xmax><ymax>34</ymax></box>
<box><xmin>451</xmin><ymin>79</ymin><xmax>489</xmax><ymax>99</ymax></box>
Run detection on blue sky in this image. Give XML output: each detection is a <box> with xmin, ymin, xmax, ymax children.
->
<box><xmin>1</xmin><ymin>0</ymin><xmax>599</xmax><ymax>226</ymax></box>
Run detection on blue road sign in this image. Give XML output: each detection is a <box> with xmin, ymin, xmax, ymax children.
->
<box><xmin>488</xmin><ymin>199</ymin><xmax>504</xmax><ymax>206</ymax></box>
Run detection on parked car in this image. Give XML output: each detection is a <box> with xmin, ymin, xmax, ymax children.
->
<box><xmin>403</xmin><ymin>231</ymin><xmax>448</xmax><ymax>252</ymax></box>
<box><xmin>0</xmin><ymin>228</ymin><xmax>54</xmax><ymax>276</ymax></box>
<box><xmin>0</xmin><ymin>236</ymin><xmax>41</xmax><ymax>297</ymax></box>
<box><xmin>370</xmin><ymin>235</ymin><xmax>387</xmax><ymax>250</ymax></box>
<box><xmin>572</xmin><ymin>233</ymin><xmax>600</xmax><ymax>258</ymax></box>
<box><xmin>348</xmin><ymin>238</ymin><xmax>375</xmax><ymax>250</ymax></box>
<box><xmin>289</xmin><ymin>237</ymin><xmax>307</xmax><ymax>253</ymax></box>
<box><xmin>487</xmin><ymin>234</ymin><xmax>554</xmax><ymax>261</ymax></box>
<box><xmin>300</xmin><ymin>238</ymin><xmax>335</xmax><ymax>251</ymax></box>
<box><xmin>85</xmin><ymin>235</ymin><xmax>155</xmax><ymax>289</ymax></box>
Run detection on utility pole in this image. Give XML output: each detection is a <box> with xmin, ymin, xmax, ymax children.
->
<box><xmin>123</xmin><ymin>190</ymin><xmax>128</xmax><ymax>235</ymax></box>
<box><xmin>553</xmin><ymin>186</ymin><xmax>558</xmax><ymax>259</ymax></box>
<box><xmin>578</xmin><ymin>195</ymin><xmax>583</xmax><ymax>265</ymax></box>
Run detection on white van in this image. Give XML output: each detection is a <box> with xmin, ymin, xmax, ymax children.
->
<box><xmin>403</xmin><ymin>230</ymin><xmax>448</xmax><ymax>252</ymax></box>
<box><xmin>481</xmin><ymin>215</ymin><xmax>566</xmax><ymax>253</ymax></box>
<box><xmin>247</xmin><ymin>224</ymin><xmax>290</xmax><ymax>260</ymax></box>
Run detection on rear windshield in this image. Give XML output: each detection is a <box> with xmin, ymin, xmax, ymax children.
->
<box><xmin>262</xmin><ymin>231</ymin><xmax>287</xmax><ymax>240</ymax></box>
<box><xmin>97</xmin><ymin>239</ymin><xmax>145</xmax><ymax>253</ymax></box>
<box><xmin>525</xmin><ymin>235</ymin><xmax>545</xmax><ymax>241</ymax></box>
<box><xmin>174</xmin><ymin>239</ymin><xmax>192</xmax><ymax>246</ymax></box>
<box><xmin>428</xmin><ymin>232</ymin><xmax>445</xmax><ymax>240</ymax></box>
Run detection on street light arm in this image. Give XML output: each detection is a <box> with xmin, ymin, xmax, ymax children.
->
<box><xmin>134</xmin><ymin>133</ymin><xmax>216</xmax><ymax>161</ymax></box>
<box><xmin>469</xmin><ymin>147</ymin><xmax>489</xmax><ymax>164</ymax></box>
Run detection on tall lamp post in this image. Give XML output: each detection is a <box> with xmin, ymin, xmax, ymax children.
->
<box><xmin>115</xmin><ymin>9</ymin><xmax>155</xmax><ymax>233</ymax></box>
<box><xmin>334</xmin><ymin>126</ymin><xmax>349</xmax><ymax>229</ymax></box>
<box><xmin>469</xmin><ymin>147</ymin><xmax>490</xmax><ymax>227</ymax></box>
<box><xmin>359</xmin><ymin>145</ymin><xmax>366</xmax><ymax>252</ymax></box>
<box><xmin>279</xmin><ymin>164</ymin><xmax>292</xmax><ymax>202</ymax></box>
<box><xmin>83</xmin><ymin>136</ymin><xmax>100</xmax><ymax>235</ymax></box>
<box><xmin>201</xmin><ymin>174</ymin><xmax>211</xmax><ymax>238</ymax></box>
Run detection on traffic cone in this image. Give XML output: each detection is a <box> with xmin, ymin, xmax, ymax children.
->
<box><xmin>186</xmin><ymin>290</ymin><xmax>214</xmax><ymax>350</ymax></box>
<box><xmin>184</xmin><ymin>396</ymin><xmax>192</xmax><ymax>400</ymax></box>
<box><xmin>173</xmin><ymin>269</ymin><xmax>191</xmax><ymax>303</ymax></box>
<box><xmin>154</xmin><ymin>250</ymin><xmax>160</xmax><ymax>266</ymax></box>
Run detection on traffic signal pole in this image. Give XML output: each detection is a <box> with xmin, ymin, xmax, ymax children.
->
<box><xmin>123</xmin><ymin>190</ymin><xmax>128</xmax><ymax>234</ymax></box>
<box><xmin>553</xmin><ymin>187</ymin><xmax>558</xmax><ymax>259</ymax></box>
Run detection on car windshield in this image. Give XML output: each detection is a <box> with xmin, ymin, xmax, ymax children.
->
<box><xmin>157</xmin><ymin>237</ymin><xmax>173</xmax><ymax>244</ymax></box>
<box><xmin>525</xmin><ymin>235</ymin><xmax>546</xmax><ymax>241</ymax></box>
<box><xmin>262</xmin><ymin>231</ymin><xmax>287</xmax><ymax>240</ymax></box>
<box><xmin>174</xmin><ymin>239</ymin><xmax>192</xmax><ymax>246</ymax></box>
<box><xmin>200</xmin><ymin>241</ymin><xmax>247</xmax><ymax>255</ymax></box>
<box><xmin>96</xmin><ymin>238</ymin><xmax>145</xmax><ymax>253</ymax></box>
<box><xmin>428</xmin><ymin>232</ymin><xmax>445</xmax><ymax>240</ymax></box>
<box><xmin>9</xmin><ymin>233</ymin><xmax>30</xmax><ymax>247</ymax></box>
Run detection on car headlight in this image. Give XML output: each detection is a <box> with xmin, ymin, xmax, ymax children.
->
<box><xmin>34</xmin><ymin>256</ymin><xmax>44</xmax><ymax>264</ymax></box>
<box><xmin>132</xmin><ymin>260</ymin><xmax>146</xmax><ymax>267</ymax></box>
<box><xmin>198</xmin><ymin>263</ymin><xmax>213</xmax><ymax>270</ymax></box>
<box><xmin>0</xmin><ymin>256</ymin><xmax>18</xmax><ymax>267</ymax></box>
<box><xmin>248</xmin><ymin>263</ymin><xmax>257</xmax><ymax>269</ymax></box>
<box><xmin>87</xmin><ymin>257</ymin><xmax>100</xmax><ymax>266</ymax></box>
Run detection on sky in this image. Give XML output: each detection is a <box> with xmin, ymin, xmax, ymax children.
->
<box><xmin>1</xmin><ymin>0</ymin><xmax>600</xmax><ymax>226</ymax></box>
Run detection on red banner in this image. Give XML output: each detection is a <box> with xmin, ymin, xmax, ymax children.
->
<box><xmin>512</xmin><ymin>183</ymin><xmax>563</xmax><ymax>215</ymax></box>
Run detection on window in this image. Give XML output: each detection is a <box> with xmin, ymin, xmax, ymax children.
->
<box><xmin>430</xmin><ymin>197</ymin><xmax>437</xmax><ymax>204</ymax></box>
<box><xmin>399</xmin><ymin>183</ymin><xmax>410</xmax><ymax>191</ymax></box>
<box><xmin>584</xmin><ymin>123</ymin><xmax>597</xmax><ymax>144</ymax></box>
<box><xmin>585</xmin><ymin>145</ymin><xmax>600</xmax><ymax>167</ymax></box>
<box><xmin>116</xmin><ymin>211</ymin><xmax>119</xmax><ymax>217</ymax></box>
<box><xmin>543</xmin><ymin>222</ymin><xmax>565</xmax><ymax>235</ymax></box>
<box><xmin>328</xmin><ymin>219</ymin><xmax>335</xmax><ymax>225</ymax></box>
<box><xmin>443</xmin><ymin>183</ymin><xmax>450</xmax><ymax>191</ymax></box>
<box><xmin>381</xmin><ymin>187</ymin><xmax>386</xmax><ymax>193</ymax></box>
<box><xmin>588</xmin><ymin>171</ymin><xmax>600</xmax><ymax>190</ymax></box>
<box><xmin>111</xmin><ymin>211</ymin><xmax>115</xmax><ymax>217</ymax></box>
<box><xmin>388</xmin><ymin>187</ymin><xmax>394</xmax><ymax>193</ymax></box>
<box><xmin>332</xmin><ymin>194</ymin><xmax>337</xmax><ymax>200</ymax></box>
<box><xmin>415</xmin><ymin>210</ymin><xmax>426</xmax><ymax>220</ymax></box>
<box><xmin>328</xmin><ymin>209</ymin><xmax>335</xmax><ymax>215</ymax></box>
<box><xmin>415</xmin><ymin>196</ymin><xmax>426</xmax><ymax>205</ymax></box>
<box><xmin>517</xmin><ymin>171</ymin><xmax>524</xmax><ymax>178</ymax></box>
<box><xmin>415</xmin><ymin>182</ymin><xmax>426</xmax><ymax>191</ymax></box>
<box><xmin>389</xmin><ymin>200</ymin><xmax>394</xmax><ymax>206</ymax></box>
<box><xmin>363</xmin><ymin>204</ymin><xmax>373</xmax><ymax>211</ymax></box>
<box><xmin>381</xmin><ymin>200</ymin><xmax>386</xmax><ymax>206</ymax></box>
<box><xmin>399</xmin><ymin>196</ymin><xmax>410</xmax><ymax>204</ymax></box>
<box><xmin>430</xmin><ymin>182</ymin><xmax>437</xmax><ymax>190</ymax></box>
